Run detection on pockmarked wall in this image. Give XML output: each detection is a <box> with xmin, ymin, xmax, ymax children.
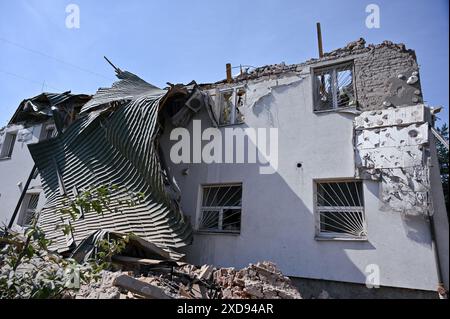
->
<box><xmin>159</xmin><ymin>67</ymin><xmax>440</xmax><ymax>291</ymax></box>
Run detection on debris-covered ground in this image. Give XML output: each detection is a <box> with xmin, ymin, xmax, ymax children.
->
<box><xmin>73</xmin><ymin>261</ymin><xmax>302</xmax><ymax>299</ymax></box>
<box><xmin>1</xmin><ymin>228</ymin><xmax>311</xmax><ymax>299</ymax></box>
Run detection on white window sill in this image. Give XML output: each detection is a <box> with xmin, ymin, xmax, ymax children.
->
<box><xmin>218</xmin><ymin>122</ymin><xmax>245</xmax><ymax>128</ymax></box>
<box><xmin>313</xmin><ymin>105</ymin><xmax>358</xmax><ymax>114</ymax></box>
<box><xmin>315</xmin><ymin>235</ymin><xmax>368</xmax><ymax>242</ymax></box>
<box><xmin>195</xmin><ymin>230</ymin><xmax>240</xmax><ymax>236</ymax></box>
<box><xmin>0</xmin><ymin>156</ymin><xmax>12</xmax><ymax>161</ymax></box>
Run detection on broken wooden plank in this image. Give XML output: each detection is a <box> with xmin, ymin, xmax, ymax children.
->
<box><xmin>112</xmin><ymin>255</ymin><xmax>179</xmax><ymax>267</ymax></box>
<box><xmin>113</xmin><ymin>275</ymin><xmax>172</xmax><ymax>299</ymax></box>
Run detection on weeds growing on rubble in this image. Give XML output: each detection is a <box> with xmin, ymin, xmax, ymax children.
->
<box><xmin>0</xmin><ymin>184</ymin><xmax>137</xmax><ymax>298</ymax></box>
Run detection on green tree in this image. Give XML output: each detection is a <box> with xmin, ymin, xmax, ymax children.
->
<box><xmin>436</xmin><ymin>123</ymin><xmax>449</xmax><ymax>214</ymax></box>
<box><xmin>0</xmin><ymin>184</ymin><xmax>137</xmax><ymax>298</ymax></box>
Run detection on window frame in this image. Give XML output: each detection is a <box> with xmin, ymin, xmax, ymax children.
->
<box><xmin>0</xmin><ymin>131</ymin><xmax>17</xmax><ymax>159</ymax></box>
<box><xmin>217</xmin><ymin>86</ymin><xmax>246</xmax><ymax>126</ymax></box>
<box><xmin>39</xmin><ymin>123</ymin><xmax>56</xmax><ymax>141</ymax></box>
<box><xmin>45</xmin><ymin>126</ymin><xmax>56</xmax><ymax>140</ymax></box>
<box><xmin>197</xmin><ymin>183</ymin><xmax>243</xmax><ymax>234</ymax></box>
<box><xmin>312</xmin><ymin>61</ymin><xmax>357</xmax><ymax>113</ymax></box>
<box><xmin>18</xmin><ymin>192</ymin><xmax>40</xmax><ymax>227</ymax></box>
<box><xmin>314</xmin><ymin>179</ymin><xmax>367</xmax><ymax>241</ymax></box>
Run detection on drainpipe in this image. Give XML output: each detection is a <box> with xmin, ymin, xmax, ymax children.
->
<box><xmin>428</xmin><ymin>117</ymin><xmax>448</xmax><ymax>299</ymax></box>
<box><xmin>428</xmin><ymin>212</ymin><xmax>448</xmax><ymax>299</ymax></box>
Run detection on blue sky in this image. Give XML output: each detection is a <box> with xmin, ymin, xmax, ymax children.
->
<box><xmin>0</xmin><ymin>0</ymin><xmax>448</xmax><ymax>126</ymax></box>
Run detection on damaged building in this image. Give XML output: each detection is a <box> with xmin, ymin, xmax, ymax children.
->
<box><xmin>0</xmin><ymin>38</ymin><xmax>448</xmax><ymax>298</ymax></box>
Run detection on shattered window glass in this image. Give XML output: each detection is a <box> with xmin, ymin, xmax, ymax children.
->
<box><xmin>316</xmin><ymin>181</ymin><xmax>366</xmax><ymax>238</ymax></box>
<box><xmin>314</xmin><ymin>63</ymin><xmax>355</xmax><ymax>111</ymax></box>
<box><xmin>46</xmin><ymin>128</ymin><xmax>55</xmax><ymax>140</ymax></box>
<box><xmin>219</xmin><ymin>91</ymin><xmax>234</xmax><ymax>125</ymax></box>
<box><xmin>199</xmin><ymin>184</ymin><xmax>242</xmax><ymax>233</ymax></box>
<box><xmin>218</xmin><ymin>88</ymin><xmax>245</xmax><ymax>125</ymax></box>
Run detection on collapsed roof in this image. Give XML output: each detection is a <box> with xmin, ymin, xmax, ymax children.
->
<box><xmin>27</xmin><ymin>69</ymin><xmax>217</xmax><ymax>258</ymax></box>
<box><xmin>9</xmin><ymin>91</ymin><xmax>91</xmax><ymax>127</ymax></box>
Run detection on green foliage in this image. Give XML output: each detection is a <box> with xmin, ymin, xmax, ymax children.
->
<box><xmin>0</xmin><ymin>221</ymin><xmax>98</xmax><ymax>299</ymax></box>
<box><xmin>90</xmin><ymin>235</ymin><xmax>129</xmax><ymax>273</ymax></box>
<box><xmin>0</xmin><ymin>184</ymin><xmax>138</xmax><ymax>299</ymax></box>
<box><xmin>436</xmin><ymin>123</ymin><xmax>449</xmax><ymax>213</ymax></box>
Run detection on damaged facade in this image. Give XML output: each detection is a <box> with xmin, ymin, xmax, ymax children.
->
<box><xmin>0</xmin><ymin>38</ymin><xmax>448</xmax><ymax>297</ymax></box>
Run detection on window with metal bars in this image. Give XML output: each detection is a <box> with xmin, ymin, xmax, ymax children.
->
<box><xmin>315</xmin><ymin>181</ymin><xmax>367</xmax><ymax>239</ymax></box>
<box><xmin>198</xmin><ymin>184</ymin><xmax>242</xmax><ymax>233</ymax></box>
<box><xmin>19</xmin><ymin>193</ymin><xmax>40</xmax><ymax>226</ymax></box>
<box><xmin>313</xmin><ymin>62</ymin><xmax>356</xmax><ymax>111</ymax></box>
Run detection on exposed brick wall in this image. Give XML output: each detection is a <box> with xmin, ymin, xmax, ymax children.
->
<box><xmin>353</xmin><ymin>44</ymin><xmax>421</xmax><ymax>110</ymax></box>
<box><xmin>202</xmin><ymin>38</ymin><xmax>423</xmax><ymax>111</ymax></box>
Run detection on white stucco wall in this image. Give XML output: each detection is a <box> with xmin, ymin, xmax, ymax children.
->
<box><xmin>159</xmin><ymin>72</ymin><xmax>441</xmax><ymax>291</ymax></box>
<box><xmin>0</xmin><ymin>123</ymin><xmax>47</xmax><ymax>227</ymax></box>
<box><xmin>428</xmin><ymin>135</ymin><xmax>449</xmax><ymax>290</ymax></box>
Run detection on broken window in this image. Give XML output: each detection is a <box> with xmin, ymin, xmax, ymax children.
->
<box><xmin>19</xmin><ymin>193</ymin><xmax>40</xmax><ymax>226</ymax></box>
<box><xmin>0</xmin><ymin>132</ymin><xmax>17</xmax><ymax>159</ymax></box>
<box><xmin>218</xmin><ymin>88</ymin><xmax>245</xmax><ymax>125</ymax></box>
<box><xmin>315</xmin><ymin>181</ymin><xmax>367</xmax><ymax>239</ymax></box>
<box><xmin>313</xmin><ymin>62</ymin><xmax>356</xmax><ymax>111</ymax></box>
<box><xmin>199</xmin><ymin>184</ymin><xmax>242</xmax><ymax>233</ymax></box>
<box><xmin>46</xmin><ymin>127</ymin><xmax>55</xmax><ymax>140</ymax></box>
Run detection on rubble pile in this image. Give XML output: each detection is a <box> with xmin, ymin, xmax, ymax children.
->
<box><xmin>72</xmin><ymin>261</ymin><xmax>302</xmax><ymax>299</ymax></box>
<box><xmin>203</xmin><ymin>38</ymin><xmax>414</xmax><ymax>87</ymax></box>
<box><xmin>213</xmin><ymin>261</ymin><xmax>302</xmax><ymax>299</ymax></box>
<box><xmin>74</xmin><ymin>270</ymin><xmax>123</xmax><ymax>299</ymax></box>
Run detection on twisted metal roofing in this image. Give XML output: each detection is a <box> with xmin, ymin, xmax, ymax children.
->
<box><xmin>28</xmin><ymin>71</ymin><xmax>193</xmax><ymax>259</ymax></box>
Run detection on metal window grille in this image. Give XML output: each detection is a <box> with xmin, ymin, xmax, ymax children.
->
<box><xmin>314</xmin><ymin>63</ymin><xmax>356</xmax><ymax>111</ymax></box>
<box><xmin>199</xmin><ymin>184</ymin><xmax>242</xmax><ymax>233</ymax></box>
<box><xmin>22</xmin><ymin>193</ymin><xmax>40</xmax><ymax>226</ymax></box>
<box><xmin>316</xmin><ymin>181</ymin><xmax>367</xmax><ymax>238</ymax></box>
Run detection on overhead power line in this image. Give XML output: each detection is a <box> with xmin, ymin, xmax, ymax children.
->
<box><xmin>0</xmin><ymin>69</ymin><xmax>61</xmax><ymax>91</ymax></box>
<box><xmin>0</xmin><ymin>36</ymin><xmax>113</xmax><ymax>81</ymax></box>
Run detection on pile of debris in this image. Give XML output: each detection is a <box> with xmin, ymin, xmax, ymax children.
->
<box><xmin>212</xmin><ymin>262</ymin><xmax>302</xmax><ymax>299</ymax></box>
<box><xmin>73</xmin><ymin>261</ymin><xmax>302</xmax><ymax>299</ymax></box>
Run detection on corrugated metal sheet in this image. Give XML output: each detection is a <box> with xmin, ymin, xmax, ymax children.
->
<box><xmin>9</xmin><ymin>91</ymin><xmax>91</xmax><ymax>124</ymax></box>
<box><xmin>28</xmin><ymin>71</ymin><xmax>193</xmax><ymax>259</ymax></box>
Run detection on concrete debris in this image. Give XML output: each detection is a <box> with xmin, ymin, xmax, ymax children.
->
<box><xmin>71</xmin><ymin>261</ymin><xmax>301</xmax><ymax>299</ymax></box>
<box><xmin>212</xmin><ymin>261</ymin><xmax>302</xmax><ymax>299</ymax></box>
<box><xmin>201</xmin><ymin>38</ymin><xmax>419</xmax><ymax>113</ymax></box>
<box><xmin>74</xmin><ymin>270</ymin><xmax>123</xmax><ymax>299</ymax></box>
<box><xmin>113</xmin><ymin>274</ymin><xmax>173</xmax><ymax>299</ymax></box>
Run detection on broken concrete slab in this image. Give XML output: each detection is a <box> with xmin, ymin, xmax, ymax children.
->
<box><xmin>113</xmin><ymin>274</ymin><xmax>173</xmax><ymax>299</ymax></box>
